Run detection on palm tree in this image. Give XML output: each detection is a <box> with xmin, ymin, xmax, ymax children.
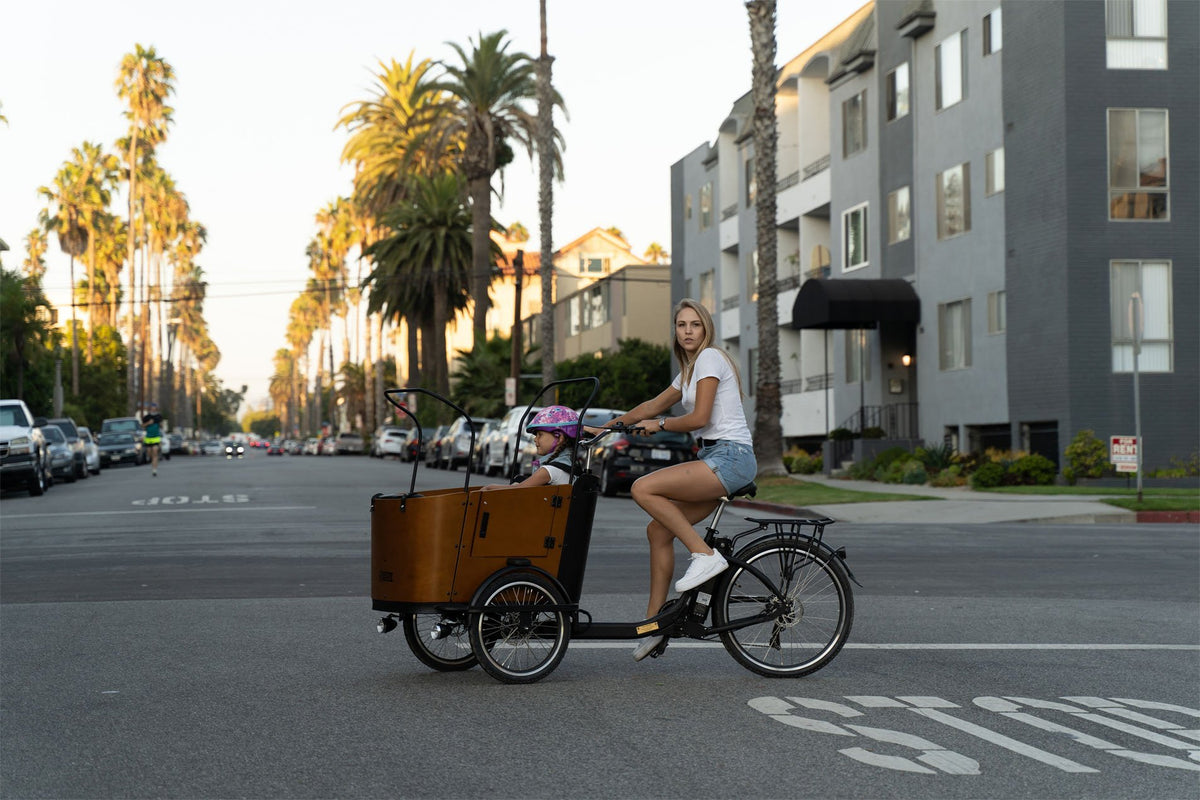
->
<box><xmin>747</xmin><ymin>0</ymin><xmax>785</xmax><ymax>477</ymax></box>
<box><xmin>22</xmin><ymin>228</ymin><xmax>48</xmax><ymax>286</ymax></box>
<box><xmin>643</xmin><ymin>242</ymin><xmax>669</xmax><ymax>264</ymax></box>
<box><xmin>364</xmin><ymin>172</ymin><xmax>473</xmax><ymax>397</ymax></box>
<box><xmin>505</xmin><ymin>221</ymin><xmax>529</xmax><ymax>242</ymax></box>
<box><xmin>116</xmin><ymin>44</ymin><xmax>176</xmax><ymax>412</ymax></box>
<box><xmin>288</xmin><ymin>292</ymin><xmax>321</xmax><ymax>434</ymax></box>
<box><xmin>604</xmin><ymin>226</ymin><xmax>626</xmax><ymax>241</ymax></box>
<box><xmin>426</xmin><ymin>30</ymin><xmax>564</xmax><ymax>346</ymax></box>
<box><xmin>38</xmin><ymin>161</ymin><xmax>88</xmax><ymax>395</ymax></box>
<box><xmin>270</xmin><ymin>348</ymin><xmax>296</xmax><ymax>435</ymax></box>
<box><xmin>70</xmin><ymin>142</ymin><xmax>122</xmax><ymax>363</ymax></box>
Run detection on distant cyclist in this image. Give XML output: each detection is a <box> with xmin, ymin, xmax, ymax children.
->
<box><xmin>142</xmin><ymin>402</ymin><xmax>164</xmax><ymax>477</ymax></box>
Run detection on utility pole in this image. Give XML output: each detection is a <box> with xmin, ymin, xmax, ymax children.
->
<box><xmin>1129</xmin><ymin>292</ymin><xmax>1144</xmax><ymax>503</ymax></box>
<box><xmin>511</xmin><ymin>250</ymin><xmax>525</xmax><ymax>388</ymax></box>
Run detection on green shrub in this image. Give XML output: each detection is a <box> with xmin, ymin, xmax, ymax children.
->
<box><xmin>792</xmin><ymin>452</ymin><xmax>822</xmax><ymax>474</ymax></box>
<box><xmin>873</xmin><ymin>446</ymin><xmax>911</xmax><ymax>471</ymax></box>
<box><xmin>915</xmin><ymin>441</ymin><xmax>957</xmax><ymax>473</ymax></box>
<box><xmin>829</xmin><ymin>427</ymin><xmax>856</xmax><ymax>441</ymax></box>
<box><xmin>901</xmin><ymin>459</ymin><xmax>928</xmax><ymax>485</ymax></box>
<box><xmin>929</xmin><ymin>464</ymin><xmax>967</xmax><ymax>487</ymax></box>
<box><xmin>1062</xmin><ymin>429</ymin><xmax>1107</xmax><ymax>485</ymax></box>
<box><xmin>1009</xmin><ymin>453</ymin><xmax>1057</xmax><ymax>485</ymax></box>
<box><xmin>861</xmin><ymin>426</ymin><xmax>887</xmax><ymax>439</ymax></box>
<box><xmin>970</xmin><ymin>461</ymin><xmax>1007</xmax><ymax>488</ymax></box>
<box><xmin>875</xmin><ymin>460</ymin><xmax>905</xmax><ymax>484</ymax></box>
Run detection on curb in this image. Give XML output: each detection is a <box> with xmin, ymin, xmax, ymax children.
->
<box><xmin>1136</xmin><ymin>510</ymin><xmax>1200</xmax><ymax>524</ymax></box>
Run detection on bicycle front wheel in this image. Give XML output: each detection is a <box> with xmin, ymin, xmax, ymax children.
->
<box><xmin>403</xmin><ymin>613</ymin><xmax>477</xmax><ymax>672</ymax></box>
<box><xmin>468</xmin><ymin>572</ymin><xmax>570</xmax><ymax>684</ymax></box>
<box><xmin>714</xmin><ymin>537</ymin><xmax>853</xmax><ymax>677</ymax></box>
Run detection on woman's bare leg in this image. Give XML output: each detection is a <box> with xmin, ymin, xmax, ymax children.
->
<box><xmin>631</xmin><ymin>461</ymin><xmax>725</xmax><ymax>554</ymax></box>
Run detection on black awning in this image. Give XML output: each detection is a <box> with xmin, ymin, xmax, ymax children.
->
<box><xmin>791</xmin><ymin>278</ymin><xmax>921</xmax><ymax>329</ymax></box>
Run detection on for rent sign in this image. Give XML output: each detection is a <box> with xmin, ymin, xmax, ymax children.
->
<box><xmin>1110</xmin><ymin>436</ymin><xmax>1139</xmax><ymax>473</ymax></box>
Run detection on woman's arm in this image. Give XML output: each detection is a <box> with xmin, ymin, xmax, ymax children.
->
<box><xmin>648</xmin><ymin>377</ymin><xmax>717</xmax><ymax>434</ymax></box>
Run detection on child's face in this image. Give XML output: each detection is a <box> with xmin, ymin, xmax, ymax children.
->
<box><xmin>534</xmin><ymin>430</ymin><xmax>557</xmax><ymax>454</ymax></box>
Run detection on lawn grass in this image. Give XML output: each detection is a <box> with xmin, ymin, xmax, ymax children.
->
<box><xmin>751</xmin><ymin>476</ymin><xmax>934</xmax><ymax>507</ymax></box>
<box><xmin>1101</xmin><ymin>496</ymin><xmax>1200</xmax><ymax>512</ymax></box>
<box><xmin>979</xmin><ymin>485</ymin><xmax>1198</xmax><ymax>496</ymax></box>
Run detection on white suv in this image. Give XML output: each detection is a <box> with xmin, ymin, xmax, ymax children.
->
<box><xmin>481</xmin><ymin>405</ymin><xmax>541</xmax><ymax>477</ymax></box>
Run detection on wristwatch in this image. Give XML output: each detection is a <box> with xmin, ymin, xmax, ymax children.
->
<box><xmin>657</xmin><ymin>417</ymin><xmax>667</xmax><ymax>431</ymax></box>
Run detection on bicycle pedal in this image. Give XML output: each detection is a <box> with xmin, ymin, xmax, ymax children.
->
<box><xmin>649</xmin><ymin>639</ymin><xmax>670</xmax><ymax>659</ymax></box>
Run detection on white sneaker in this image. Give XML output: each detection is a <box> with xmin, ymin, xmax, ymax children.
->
<box><xmin>675</xmin><ymin>550</ymin><xmax>728</xmax><ymax>592</ymax></box>
<box><xmin>633</xmin><ymin>635</ymin><xmax>664</xmax><ymax>662</ymax></box>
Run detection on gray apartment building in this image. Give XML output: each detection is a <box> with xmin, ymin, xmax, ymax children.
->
<box><xmin>670</xmin><ymin>0</ymin><xmax>1197</xmax><ymax>470</ymax></box>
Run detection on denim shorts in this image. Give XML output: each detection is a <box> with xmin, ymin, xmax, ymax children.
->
<box><xmin>699</xmin><ymin>440</ymin><xmax>757</xmax><ymax>495</ymax></box>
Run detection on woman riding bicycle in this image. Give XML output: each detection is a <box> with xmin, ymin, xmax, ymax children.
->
<box><xmin>588</xmin><ymin>298</ymin><xmax>756</xmax><ymax>660</ymax></box>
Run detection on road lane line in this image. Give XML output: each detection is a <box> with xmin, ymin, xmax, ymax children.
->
<box><xmin>2</xmin><ymin>506</ymin><xmax>317</xmax><ymax>519</ymax></box>
<box><xmin>564</xmin><ymin>642</ymin><xmax>1198</xmax><ymax>650</ymax></box>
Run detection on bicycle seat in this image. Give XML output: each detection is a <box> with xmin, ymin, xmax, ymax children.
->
<box><xmin>728</xmin><ymin>482</ymin><xmax>757</xmax><ymax>500</ymax></box>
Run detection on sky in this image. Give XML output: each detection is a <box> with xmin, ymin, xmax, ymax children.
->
<box><xmin>1</xmin><ymin>0</ymin><xmax>864</xmax><ymax>413</ymax></box>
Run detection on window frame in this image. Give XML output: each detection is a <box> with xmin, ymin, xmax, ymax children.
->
<box><xmin>985</xmin><ymin>147</ymin><xmax>1005</xmax><ymax>196</ymax></box>
<box><xmin>1106</xmin><ymin>107</ymin><xmax>1170</xmax><ymax>221</ymax></box>
<box><xmin>935</xmin><ymin>30</ymin><xmax>967</xmax><ymax>111</ymax></box>
<box><xmin>845</xmin><ymin>329</ymin><xmax>871</xmax><ymax>384</ymax></box>
<box><xmin>984</xmin><ymin>7</ymin><xmax>1002</xmax><ymax>55</ymax></box>
<box><xmin>886</xmin><ymin>63</ymin><xmax>910</xmax><ymax>122</ymax></box>
<box><xmin>936</xmin><ymin>162</ymin><xmax>972</xmax><ymax>240</ymax></box>
<box><xmin>987</xmin><ymin>290</ymin><xmax>1006</xmax><ymax>334</ymax></box>
<box><xmin>1105</xmin><ymin>0</ymin><xmax>1168</xmax><ymax>70</ymax></box>
<box><xmin>887</xmin><ymin>186</ymin><xmax>911</xmax><ymax>245</ymax></box>
<box><xmin>842</xmin><ymin>90</ymin><xmax>867</xmax><ymax>158</ymax></box>
<box><xmin>1110</xmin><ymin>260</ymin><xmax>1173</xmax><ymax>373</ymax></box>
<box><xmin>699</xmin><ymin>182</ymin><xmax>713</xmax><ymax>230</ymax></box>
<box><xmin>938</xmin><ymin>298</ymin><xmax>973</xmax><ymax>371</ymax></box>
<box><xmin>841</xmin><ymin>203</ymin><xmax>869</xmax><ymax>273</ymax></box>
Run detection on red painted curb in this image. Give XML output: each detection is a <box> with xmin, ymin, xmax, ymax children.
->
<box><xmin>1136</xmin><ymin>510</ymin><xmax>1200</xmax><ymax>523</ymax></box>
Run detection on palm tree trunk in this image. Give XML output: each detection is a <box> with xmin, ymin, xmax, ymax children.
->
<box><xmin>126</xmin><ymin>137</ymin><xmax>137</xmax><ymax>414</ymax></box>
<box><xmin>69</xmin><ymin>252</ymin><xmax>79</xmax><ymax>396</ymax></box>
<box><xmin>86</xmin><ymin>228</ymin><xmax>96</xmax><ymax>363</ymax></box>
<box><xmin>375</xmin><ymin>315</ymin><xmax>386</xmax><ymax>427</ymax></box>
<box><xmin>406</xmin><ymin>317</ymin><xmax>420</xmax><ymax>387</ymax></box>
<box><xmin>468</xmin><ymin>173</ymin><xmax>491</xmax><ymax>347</ymax></box>
<box><xmin>538</xmin><ymin>0</ymin><xmax>556</xmax><ymax>386</ymax></box>
<box><xmin>748</xmin><ymin>0</ymin><xmax>785</xmax><ymax>477</ymax></box>
<box><xmin>364</xmin><ymin>311</ymin><xmax>375</xmax><ymax>433</ymax></box>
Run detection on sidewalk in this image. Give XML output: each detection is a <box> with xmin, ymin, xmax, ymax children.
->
<box><xmin>734</xmin><ymin>473</ymin><xmax>1139</xmax><ymax>525</ymax></box>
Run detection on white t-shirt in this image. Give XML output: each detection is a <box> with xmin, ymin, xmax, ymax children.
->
<box><xmin>539</xmin><ymin>450</ymin><xmax>574</xmax><ymax>486</ymax></box>
<box><xmin>670</xmin><ymin>348</ymin><xmax>752</xmax><ymax>445</ymax></box>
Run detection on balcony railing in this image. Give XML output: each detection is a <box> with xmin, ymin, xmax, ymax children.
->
<box><xmin>721</xmin><ymin>203</ymin><xmax>738</xmax><ymax>221</ymax></box>
<box><xmin>776</xmin><ymin>170</ymin><xmax>800</xmax><ymax>192</ymax></box>
<box><xmin>721</xmin><ymin>294</ymin><xmax>741</xmax><ymax>311</ymax></box>
<box><xmin>778</xmin><ymin>274</ymin><xmax>801</xmax><ymax>292</ymax></box>
<box><xmin>802</xmin><ymin>154</ymin><xmax>831</xmax><ymax>181</ymax></box>
<box><xmin>781</xmin><ymin>372</ymin><xmax>832</xmax><ymax>396</ymax></box>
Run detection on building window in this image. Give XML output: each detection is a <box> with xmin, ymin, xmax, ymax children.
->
<box><xmin>887</xmin><ymin>186</ymin><xmax>911</xmax><ymax>244</ymax></box>
<box><xmin>1106</xmin><ymin>0</ymin><xmax>1167</xmax><ymax>69</ymax></box>
<box><xmin>699</xmin><ymin>270</ymin><xmax>715</xmax><ymax>312</ymax></box>
<box><xmin>568</xmin><ymin>295</ymin><xmax>582</xmax><ymax>336</ymax></box>
<box><xmin>685</xmin><ymin>193</ymin><xmax>692</xmax><ymax>220</ymax></box>
<box><xmin>935</xmin><ymin>30</ymin><xmax>966</xmax><ymax>110</ymax></box>
<box><xmin>886</xmin><ymin>63</ymin><xmax>909</xmax><ymax>121</ymax></box>
<box><xmin>984</xmin><ymin>8</ymin><xmax>1002</xmax><ymax>55</ymax></box>
<box><xmin>938</xmin><ymin>299</ymin><xmax>972</xmax><ymax>370</ymax></box>
<box><xmin>845</xmin><ymin>330</ymin><xmax>871</xmax><ymax>383</ymax></box>
<box><xmin>842</xmin><ymin>203</ymin><xmax>868</xmax><ymax>272</ymax></box>
<box><xmin>1108</xmin><ymin>108</ymin><xmax>1169</xmax><ymax>220</ymax></box>
<box><xmin>1111</xmin><ymin>260</ymin><xmax>1173</xmax><ymax>372</ymax></box>
<box><xmin>699</xmin><ymin>182</ymin><xmax>713</xmax><ymax>230</ymax></box>
<box><xmin>987</xmin><ymin>290</ymin><xmax>1006</xmax><ymax>334</ymax></box>
<box><xmin>580</xmin><ymin>256</ymin><xmax>610</xmax><ymax>273</ymax></box>
<box><xmin>744</xmin><ymin>157</ymin><xmax>756</xmax><ymax>207</ymax></box>
<box><xmin>985</xmin><ymin>148</ymin><xmax>1005</xmax><ymax>196</ymax></box>
<box><xmin>936</xmin><ymin>163</ymin><xmax>971</xmax><ymax>239</ymax></box>
<box><xmin>842</xmin><ymin>91</ymin><xmax>867</xmax><ymax>157</ymax></box>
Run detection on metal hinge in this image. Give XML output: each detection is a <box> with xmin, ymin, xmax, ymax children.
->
<box><xmin>544</xmin><ymin>536</ymin><xmax>556</xmax><ymax>549</ymax></box>
<box><xmin>550</xmin><ymin>495</ymin><xmax>563</xmax><ymax>508</ymax></box>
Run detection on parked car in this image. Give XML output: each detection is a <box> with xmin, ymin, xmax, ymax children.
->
<box><xmin>0</xmin><ymin>398</ymin><xmax>49</xmax><ymax>496</ymax></box>
<box><xmin>47</xmin><ymin>416</ymin><xmax>88</xmax><ymax>480</ymax></box>
<box><xmin>78</xmin><ymin>426</ymin><xmax>101</xmax><ymax>475</ymax></box>
<box><xmin>98</xmin><ymin>431</ymin><xmax>142</xmax><ymax>468</ymax></box>
<box><xmin>302</xmin><ymin>437</ymin><xmax>320</xmax><ymax>455</ymax></box>
<box><xmin>167</xmin><ymin>433</ymin><xmax>185</xmax><ymax>456</ymax></box>
<box><xmin>41</xmin><ymin>424</ymin><xmax>76</xmax><ymax>483</ymax></box>
<box><xmin>101</xmin><ymin>416</ymin><xmax>146</xmax><ymax>464</ymax></box>
<box><xmin>423</xmin><ymin>425</ymin><xmax>449</xmax><ymax>469</ymax></box>
<box><xmin>482</xmin><ymin>405</ymin><xmax>541</xmax><ymax>477</ymax></box>
<box><xmin>442</xmin><ymin>416</ymin><xmax>496</xmax><ymax>471</ymax></box>
<box><xmin>267</xmin><ymin>441</ymin><xmax>285</xmax><ymax>455</ymax></box>
<box><xmin>319</xmin><ymin>436</ymin><xmax>338</xmax><ymax>456</ymax></box>
<box><xmin>335</xmin><ymin>431</ymin><xmax>365</xmax><ymax>455</ymax></box>
<box><xmin>588</xmin><ymin>427</ymin><xmax>698</xmax><ymax>497</ymax></box>
<box><xmin>371</xmin><ymin>426</ymin><xmax>409</xmax><ymax>459</ymax></box>
<box><xmin>224</xmin><ymin>440</ymin><xmax>246</xmax><ymax>459</ymax></box>
<box><xmin>470</xmin><ymin>419</ymin><xmax>500</xmax><ymax>473</ymax></box>
<box><xmin>200</xmin><ymin>440</ymin><xmax>224</xmax><ymax>456</ymax></box>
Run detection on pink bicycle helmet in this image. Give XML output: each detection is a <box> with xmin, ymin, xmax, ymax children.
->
<box><xmin>525</xmin><ymin>405</ymin><xmax>581</xmax><ymax>439</ymax></box>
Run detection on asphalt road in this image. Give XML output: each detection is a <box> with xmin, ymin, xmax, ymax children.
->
<box><xmin>2</xmin><ymin>451</ymin><xmax>1197</xmax><ymax>799</ymax></box>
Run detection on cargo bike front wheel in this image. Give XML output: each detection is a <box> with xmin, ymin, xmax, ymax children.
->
<box><xmin>403</xmin><ymin>613</ymin><xmax>477</xmax><ymax>671</ymax></box>
<box><xmin>468</xmin><ymin>571</ymin><xmax>571</xmax><ymax>684</ymax></box>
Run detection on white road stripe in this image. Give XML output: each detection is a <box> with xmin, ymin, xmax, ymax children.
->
<box><xmin>2</xmin><ymin>506</ymin><xmax>317</xmax><ymax>519</ymax></box>
<box><xmin>566</xmin><ymin>641</ymin><xmax>1198</xmax><ymax>650</ymax></box>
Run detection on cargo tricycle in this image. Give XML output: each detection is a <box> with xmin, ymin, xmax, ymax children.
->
<box><xmin>371</xmin><ymin>379</ymin><xmax>857</xmax><ymax>684</ymax></box>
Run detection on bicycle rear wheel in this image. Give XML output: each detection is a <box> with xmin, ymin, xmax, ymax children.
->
<box><xmin>714</xmin><ymin>537</ymin><xmax>853</xmax><ymax>677</ymax></box>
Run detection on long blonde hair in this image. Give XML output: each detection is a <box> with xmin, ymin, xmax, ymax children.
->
<box><xmin>671</xmin><ymin>298</ymin><xmax>744</xmax><ymax>396</ymax></box>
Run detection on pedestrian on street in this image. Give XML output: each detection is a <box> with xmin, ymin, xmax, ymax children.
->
<box><xmin>142</xmin><ymin>402</ymin><xmax>164</xmax><ymax>477</ymax></box>
<box><xmin>587</xmin><ymin>298</ymin><xmax>756</xmax><ymax>661</ymax></box>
